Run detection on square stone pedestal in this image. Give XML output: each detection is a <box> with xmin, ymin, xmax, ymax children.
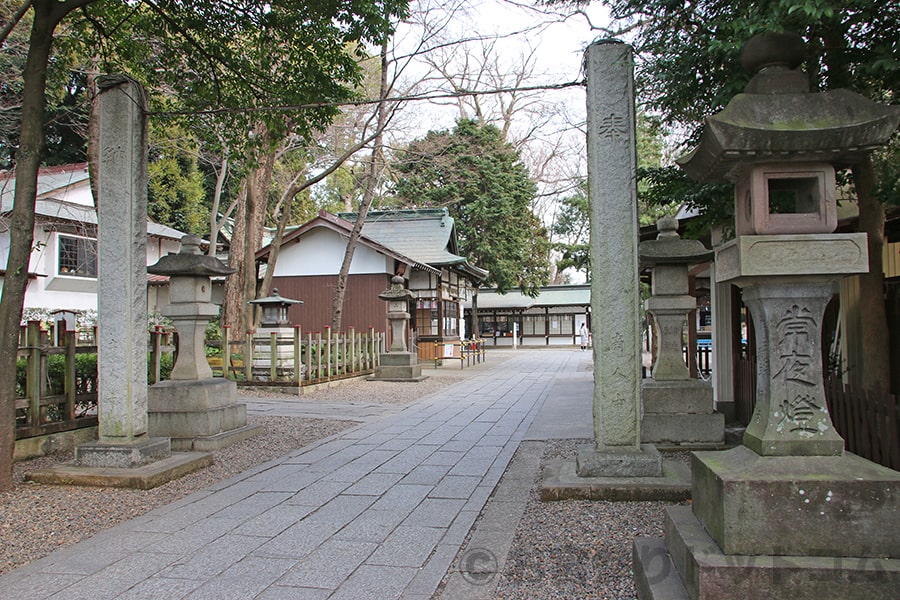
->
<box><xmin>633</xmin><ymin>446</ymin><xmax>900</xmax><ymax>599</ymax></box>
<box><xmin>371</xmin><ymin>352</ymin><xmax>427</xmax><ymax>381</ymax></box>
<box><xmin>641</xmin><ymin>380</ymin><xmax>725</xmax><ymax>448</ymax></box>
<box><xmin>577</xmin><ymin>444</ymin><xmax>664</xmax><ymax>477</ymax></box>
<box><xmin>149</xmin><ymin>378</ymin><xmax>261</xmax><ymax>451</ymax></box>
<box><xmin>25</xmin><ymin>436</ymin><xmax>212</xmax><ymax>490</ymax></box>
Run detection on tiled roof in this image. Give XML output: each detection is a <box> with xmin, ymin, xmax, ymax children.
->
<box><xmin>338</xmin><ymin>209</ymin><xmax>487</xmax><ymax>280</ymax></box>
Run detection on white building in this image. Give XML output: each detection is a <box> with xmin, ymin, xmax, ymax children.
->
<box><xmin>0</xmin><ymin>163</ymin><xmax>186</xmax><ymax>324</ymax></box>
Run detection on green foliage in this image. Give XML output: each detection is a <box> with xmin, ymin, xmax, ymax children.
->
<box><xmin>637</xmin><ymin>166</ymin><xmax>734</xmax><ymax>237</ymax></box>
<box><xmin>15</xmin><ymin>353</ymin><xmax>98</xmax><ymax>419</ymax></box>
<box><xmin>148</xmin><ymin>123</ymin><xmax>209</xmax><ymax>234</ymax></box>
<box><xmin>156</xmin><ymin>352</ymin><xmax>175</xmax><ymax>381</ymax></box>
<box><xmin>392</xmin><ymin>119</ymin><xmax>551</xmax><ymax>295</ymax></box>
<box><xmin>588</xmin><ymin>0</ymin><xmax>900</xmax><ymax>226</ymax></box>
<box><xmin>551</xmin><ymin>182</ymin><xmax>591</xmax><ymax>279</ymax></box>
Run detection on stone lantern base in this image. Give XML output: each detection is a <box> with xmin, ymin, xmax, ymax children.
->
<box><xmin>148</xmin><ymin>378</ymin><xmax>261</xmax><ymax>451</ymax></box>
<box><xmin>370</xmin><ymin>352</ymin><xmax>427</xmax><ymax>382</ymax></box>
<box><xmin>640</xmin><ymin>379</ymin><xmax>725</xmax><ymax>447</ymax></box>
<box><xmin>634</xmin><ymin>448</ymin><xmax>900</xmax><ymax>599</ymax></box>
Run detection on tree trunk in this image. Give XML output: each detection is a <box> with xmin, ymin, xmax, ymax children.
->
<box><xmin>258</xmin><ymin>174</ymin><xmax>303</xmax><ymax>302</ymax></box>
<box><xmin>223</xmin><ymin>182</ymin><xmax>248</xmax><ymax>331</ymax></box>
<box><xmin>853</xmin><ymin>156</ymin><xmax>891</xmax><ymax>395</ymax></box>
<box><xmin>244</xmin><ymin>147</ymin><xmax>276</xmax><ymax>329</ymax></box>
<box><xmin>0</xmin><ymin>1</ymin><xmax>59</xmax><ymax>491</ymax></box>
<box><xmin>207</xmin><ymin>156</ymin><xmax>228</xmax><ymax>256</ymax></box>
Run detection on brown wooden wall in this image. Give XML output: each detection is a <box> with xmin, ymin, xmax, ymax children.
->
<box><xmin>267</xmin><ymin>274</ymin><xmax>391</xmax><ymax>334</ymax></box>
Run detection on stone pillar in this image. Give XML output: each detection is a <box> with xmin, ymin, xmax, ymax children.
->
<box><xmin>741</xmin><ymin>281</ymin><xmax>844</xmax><ymax>456</ymax></box>
<box><xmin>578</xmin><ymin>41</ymin><xmax>661</xmax><ymax>477</ymax></box>
<box><xmin>75</xmin><ymin>75</ymin><xmax>170</xmax><ymax>468</ymax></box>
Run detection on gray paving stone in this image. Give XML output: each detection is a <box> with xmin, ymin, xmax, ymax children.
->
<box><xmin>403</xmin><ymin>542</ymin><xmax>461</xmax><ymax>597</ymax></box>
<box><xmin>116</xmin><ymin>574</ymin><xmax>204</xmax><ymax>599</ymax></box>
<box><xmin>184</xmin><ymin>555</ymin><xmax>296</xmax><ymax>600</ymax></box>
<box><xmin>259</xmin><ymin>469</ymin><xmax>324</xmax><ymax>493</ymax></box>
<box><xmin>328</xmin><ymin>565</ymin><xmax>418</xmax><ymax>600</ymax></box>
<box><xmin>305</xmin><ymin>493</ymin><xmax>377</xmax><ymax>525</ymax></box>
<box><xmin>285</xmin><ymin>479</ymin><xmax>352</xmax><ymax>506</ymax></box>
<box><xmin>401</xmin><ymin>463</ymin><xmax>452</xmax><ymax>485</ymax></box>
<box><xmin>211</xmin><ymin>491</ymin><xmax>292</xmax><ymax>520</ymax></box>
<box><xmin>44</xmin><ymin>550</ymin><xmax>179</xmax><ymax>600</ymax></box>
<box><xmin>159</xmin><ymin>533</ymin><xmax>267</xmax><ymax>579</ymax></box>
<box><xmin>276</xmin><ymin>539</ymin><xmax>377</xmax><ymax>589</ymax></box>
<box><xmin>143</xmin><ymin>517</ymin><xmax>246</xmax><ymax>556</ymax></box>
<box><xmin>253</xmin><ymin>521</ymin><xmax>343</xmax><ymax>559</ymax></box>
<box><xmin>0</xmin><ymin>349</ymin><xmax>587</xmax><ymax>600</ymax></box>
<box><xmin>421</xmin><ymin>450</ymin><xmax>465</xmax><ymax>466</ymax></box>
<box><xmin>430</xmin><ymin>475</ymin><xmax>481</xmax><ymax>499</ymax></box>
<box><xmin>256</xmin><ymin>585</ymin><xmax>332</xmax><ymax>600</ymax></box>
<box><xmin>332</xmin><ymin>508</ymin><xmax>409</xmax><ymax>543</ymax></box>
<box><xmin>232</xmin><ymin>503</ymin><xmax>318</xmax><ymax>538</ymax></box>
<box><xmin>403</xmin><ymin>497</ymin><xmax>467</xmax><ymax>528</ymax></box>
<box><xmin>0</xmin><ymin>572</ymin><xmax>82</xmax><ymax>599</ymax></box>
<box><xmin>370</xmin><ymin>483</ymin><xmax>432</xmax><ymax>513</ymax></box>
<box><xmin>366</xmin><ymin>526</ymin><xmax>444</xmax><ymax>567</ymax></box>
<box><xmin>343</xmin><ymin>471</ymin><xmax>405</xmax><ymax>495</ymax></box>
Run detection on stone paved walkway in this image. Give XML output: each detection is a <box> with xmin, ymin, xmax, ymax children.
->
<box><xmin>0</xmin><ymin>349</ymin><xmax>589</xmax><ymax>600</ymax></box>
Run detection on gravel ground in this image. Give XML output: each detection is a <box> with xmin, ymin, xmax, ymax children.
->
<box><xmin>492</xmin><ymin>440</ymin><xmax>691</xmax><ymax>600</ymax></box>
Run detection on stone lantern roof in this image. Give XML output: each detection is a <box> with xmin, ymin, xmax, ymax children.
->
<box><xmin>148</xmin><ymin>234</ymin><xmax>235</xmax><ymax>277</ymax></box>
<box><xmin>677</xmin><ymin>31</ymin><xmax>900</xmax><ymax>183</ymax></box>
<box><xmin>378</xmin><ymin>275</ymin><xmax>414</xmax><ymax>302</ymax></box>
<box><xmin>638</xmin><ymin>216</ymin><xmax>713</xmax><ymax>265</ymax></box>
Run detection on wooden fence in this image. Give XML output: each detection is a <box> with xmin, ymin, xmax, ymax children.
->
<box><xmin>208</xmin><ymin>326</ymin><xmax>384</xmax><ymax>386</ymax></box>
<box><xmin>825</xmin><ymin>378</ymin><xmax>900</xmax><ymax>471</ymax></box>
<box><xmin>16</xmin><ymin>323</ymin><xmax>384</xmax><ymax>441</ymax></box>
<box><xmin>15</xmin><ymin>322</ymin><xmax>98</xmax><ymax>441</ymax></box>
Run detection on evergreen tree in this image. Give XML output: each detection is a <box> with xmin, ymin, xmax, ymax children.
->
<box><xmin>393</xmin><ymin>119</ymin><xmax>551</xmax><ymax>295</ymax></box>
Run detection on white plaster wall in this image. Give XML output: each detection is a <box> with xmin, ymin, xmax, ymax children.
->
<box><xmin>273</xmin><ymin>228</ymin><xmax>391</xmax><ymax>276</ymax></box>
<box><xmin>2</xmin><ymin>226</ymin><xmax>179</xmax><ymax>314</ymax></box>
<box><xmin>47</xmin><ymin>182</ymin><xmax>93</xmax><ymax>206</ymax></box>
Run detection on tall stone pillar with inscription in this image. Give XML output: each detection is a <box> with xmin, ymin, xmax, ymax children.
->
<box><xmin>29</xmin><ymin>76</ymin><xmax>212</xmax><ymax>488</ymax></box>
<box><xmin>577</xmin><ymin>41</ymin><xmax>662</xmax><ymax>478</ymax></box>
<box><xmin>633</xmin><ymin>32</ymin><xmax>900</xmax><ymax>599</ymax></box>
<box><xmin>74</xmin><ymin>76</ymin><xmax>172</xmax><ymax>468</ymax></box>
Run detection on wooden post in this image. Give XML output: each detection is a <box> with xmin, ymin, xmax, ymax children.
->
<box><xmin>223</xmin><ymin>325</ymin><xmax>232</xmax><ymax>380</ymax></box>
<box><xmin>294</xmin><ymin>326</ymin><xmax>302</xmax><ymax>383</ymax></box>
<box><xmin>315</xmin><ymin>332</ymin><xmax>323</xmax><ymax>380</ymax></box>
<box><xmin>305</xmin><ymin>332</ymin><xmax>312</xmax><ymax>384</ymax></box>
<box><xmin>64</xmin><ymin>329</ymin><xmax>77</xmax><ymax>420</ymax></box>
<box><xmin>325</xmin><ymin>326</ymin><xmax>333</xmax><ymax>380</ymax></box>
<box><xmin>269</xmin><ymin>331</ymin><xmax>277</xmax><ymax>380</ymax></box>
<box><xmin>245</xmin><ymin>330</ymin><xmax>253</xmax><ymax>381</ymax></box>
<box><xmin>26</xmin><ymin>321</ymin><xmax>42</xmax><ymax>426</ymax></box>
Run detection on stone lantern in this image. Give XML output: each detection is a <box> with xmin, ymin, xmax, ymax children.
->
<box><xmin>633</xmin><ymin>32</ymin><xmax>900</xmax><ymax>599</ymax></box>
<box><xmin>149</xmin><ymin>235</ymin><xmax>233</xmax><ymax>380</ymax></box>
<box><xmin>249</xmin><ymin>288</ymin><xmax>303</xmax><ymax>328</ymax></box>
<box><xmin>146</xmin><ymin>235</ymin><xmax>260</xmax><ymax>450</ymax></box>
<box><xmin>248</xmin><ymin>289</ymin><xmax>303</xmax><ymax>380</ymax></box>
<box><xmin>639</xmin><ymin>217</ymin><xmax>723</xmax><ymax>446</ymax></box>
<box><xmin>371</xmin><ymin>275</ymin><xmax>426</xmax><ymax>381</ymax></box>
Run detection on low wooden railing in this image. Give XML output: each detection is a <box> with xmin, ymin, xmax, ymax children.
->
<box><xmin>432</xmin><ymin>339</ymin><xmax>487</xmax><ymax>369</ymax></box>
<box><xmin>15</xmin><ymin>322</ymin><xmax>98</xmax><ymax>441</ymax></box>
<box><xmin>208</xmin><ymin>326</ymin><xmax>384</xmax><ymax>386</ymax></box>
